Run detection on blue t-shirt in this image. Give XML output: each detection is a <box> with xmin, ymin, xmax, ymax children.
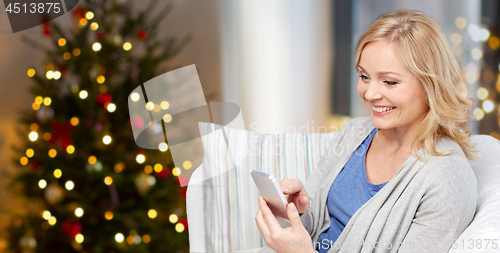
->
<box><xmin>317</xmin><ymin>128</ymin><xmax>388</xmax><ymax>253</ymax></box>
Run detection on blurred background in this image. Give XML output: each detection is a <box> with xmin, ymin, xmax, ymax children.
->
<box><xmin>0</xmin><ymin>0</ymin><xmax>499</xmax><ymax>252</ymax></box>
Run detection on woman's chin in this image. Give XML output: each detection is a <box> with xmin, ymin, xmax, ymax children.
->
<box><xmin>369</xmin><ymin>117</ymin><xmax>392</xmax><ymax>130</ymax></box>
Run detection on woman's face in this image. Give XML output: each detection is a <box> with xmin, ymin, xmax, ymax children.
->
<box><xmin>356</xmin><ymin>40</ymin><xmax>428</xmax><ymax>132</ymax></box>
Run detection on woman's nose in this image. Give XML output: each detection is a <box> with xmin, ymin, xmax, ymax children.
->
<box><xmin>364</xmin><ymin>82</ymin><xmax>383</xmax><ymax>101</ymax></box>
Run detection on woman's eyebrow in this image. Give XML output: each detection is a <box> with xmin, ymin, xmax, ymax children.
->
<box><xmin>358</xmin><ymin>65</ymin><xmax>401</xmax><ymax>76</ymax></box>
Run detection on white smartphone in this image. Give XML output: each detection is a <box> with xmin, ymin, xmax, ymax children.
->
<box><xmin>251</xmin><ymin>170</ymin><xmax>289</xmax><ymax>221</ymax></box>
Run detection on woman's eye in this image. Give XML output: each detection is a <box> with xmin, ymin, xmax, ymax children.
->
<box><xmin>384</xmin><ymin>81</ymin><xmax>398</xmax><ymax>86</ymax></box>
<box><xmin>359</xmin><ymin>75</ymin><xmax>369</xmax><ymax>81</ymax></box>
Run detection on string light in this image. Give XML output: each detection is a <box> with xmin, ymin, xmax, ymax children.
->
<box><xmin>63</xmin><ymin>52</ymin><xmax>71</xmax><ymax>60</ymax></box>
<box><xmin>46</xmin><ymin>70</ymin><xmax>54</xmax><ymax>79</ymax></box>
<box><xmin>172</xmin><ymin>167</ymin><xmax>181</xmax><ymax>176</ymax></box>
<box><xmin>175</xmin><ymin>223</ymin><xmax>185</xmax><ymax>233</ymax></box>
<box><xmin>134</xmin><ymin>235</ymin><xmax>141</xmax><ymax>244</ymax></box>
<box><xmin>79</xmin><ymin>90</ymin><xmax>88</xmax><ymax>99</ymax></box>
<box><xmin>20</xmin><ymin>157</ymin><xmax>28</xmax><ymax>165</ymax></box>
<box><xmin>29</xmin><ymin>131</ymin><xmax>38</xmax><ymax>141</ymax></box>
<box><xmin>67</xmin><ymin>145</ymin><xmax>75</xmax><ymax>154</ymax></box>
<box><xmin>153</xmin><ymin>163</ymin><xmax>163</xmax><ymax>172</ymax></box>
<box><xmin>136</xmin><ymin>154</ymin><xmax>145</xmax><ymax>164</ymax></box>
<box><xmin>43</xmin><ymin>97</ymin><xmax>52</xmax><ymax>106</ymax></box>
<box><xmin>53</xmin><ymin>71</ymin><xmax>61</xmax><ymax>80</ymax></box>
<box><xmin>43</xmin><ymin>133</ymin><xmax>52</xmax><ymax>141</ymax></box>
<box><xmin>115</xmin><ymin>233</ymin><xmax>124</xmax><ymax>243</ymax></box>
<box><xmin>32</xmin><ymin>103</ymin><xmax>40</xmax><ymax>110</ymax></box>
<box><xmin>58</xmin><ymin>38</ymin><xmax>66</xmax><ymax>46</ymax></box>
<box><xmin>27</xmin><ymin>69</ymin><xmax>35</xmax><ymax>77</ymax></box>
<box><xmin>450</xmin><ymin>33</ymin><xmax>462</xmax><ymax>45</ymax></box>
<box><xmin>38</xmin><ymin>179</ymin><xmax>47</xmax><ymax>189</ymax></box>
<box><xmin>48</xmin><ymin>216</ymin><xmax>57</xmax><ymax>225</ymax></box>
<box><xmin>455</xmin><ymin>17</ymin><xmax>466</xmax><ymax>29</ymax></box>
<box><xmin>473</xmin><ymin>108</ymin><xmax>485</xmax><ymax>121</ymax></box>
<box><xmin>65</xmin><ymin>180</ymin><xmax>75</xmax><ymax>190</ymax></box>
<box><xmin>104</xmin><ymin>176</ymin><xmax>113</xmax><ymax>185</ymax></box>
<box><xmin>142</xmin><ymin>235</ymin><xmax>151</xmax><ymax>243</ymax></box>
<box><xmin>161</xmin><ymin>101</ymin><xmax>169</xmax><ymax>110</ymax></box>
<box><xmin>162</xmin><ymin>114</ymin><xmax>172</xmax><ymax>123</ymax></box>
<box><xmin>75</xmin><ymin>208</ymin><xmax>84</xmax><ymax>217</ymax></box>
<box><xmin>468</xmin><ymin>24</ymin><xmax>482</xmax><ymax>42</ymax></box>
<box><xmin>144</xmin><ymin>165</ymin><xmax>153</xmax><ymax>174</ymax></box>
<box><xmin>85</xmin><ymin>11</ymin><xmax>94</xmax><ymax>20</ymax></box>
<box><xmin>75</xmin><ymin>234</ymin><xmax>84</xmax><ymax>243</ymax></box>
<box><xmin>145</xmin><ymin>102</ymin><xmax>154</xmax><ymax>111</ymax></box>
<box><xmin>483</xmin><ymin>100</ymin><xmax>494</xmax><ymax>113</ymax></box>
<box><xmin>97</xmin><ymin>75</ymin><xmax>105</xmax><ymax>84</ymax></box>
<box><xmin>103</xmin><ymin>135</ymin><xmax>112</xmax><ymax>145</ymax></box>
<box><xmin>147</xmin><ymin>176</ymin><xmax>155</xmax><ymax>185</ymax></box>
<box><xmin>26</xmin><ymin>149</ymin><xmax>34</xmax><ymax>158</ymax></box>
<box><xmin>88</xmin><ymin>156</ymin><xmax>97</xmax><ymax>165</ymax></box>
<box><xmin>471</xmin><ymin>48</ymin><xmax>483</xmax><ymax>60</ymax></box>
<box><xmin>42</xmin><ymin>210</ymin><xmax>51</xmax><ymax>220</ymax></box>
<box><xmin>105</xmin><ymin>211</ymin><xmax>113</xmax><ymax>220</ymax></box>
<box><xmin>490</xmin><ymin>36</ymin><xmax>500</xmax><ymax>50</ymax></box>
<box><xmin>79</xmin><ymin>18</ymin><xmax>88</xmax><ymax>26</ymax></box>
<box><xmin>73</xmin><ymin>48</ymin><xmax>81</xmax><ymax>56</ymax></box>
<box><xmin>123</xmin><ymin>42</ymin><xmax>132</xmax><ymax>51</ymax></box>
<box><xmin>169</xmin><ymin>214</ymin><xmax>178</xmax><ymax>223</ymax></box>
<box><xmin>158</xmin><ymin>142</ymin><xmax>168</xmax><ymax>152</ymax></box>
<box><xmin>147</xmin><ymin>209</ymin><xmax>157</xmax><ymax>219</ymax></box>
<box><xmin>479</xmin><ymin>28</ymin><xmax>490</xmax><ymax>42</ymax></box>
<box><xmin>90</xmin><ymin>22</ymin><xmax>99</xmax><ymax>30</ymax></box>
<box><xmin>126</xmin><ymin>235</ymin><xmax>134</xmax><ymax>245</ymax></box>
<box><xmin>477</xmin><ymin>87</ymin><xmax>489</xmax><ymax>100</ymax></box>
<box><xmin>48</xmin><ymin>149</ymin><xmax>57</xmax><ymax>158</ymax></box>
<box><xmin>114</xmin><ymin>162</ymin><xmax>124</xmax><ymax>173</ymax></box>
<box><xmin>35</xmin><ymin>96</ymin><xmax>43</xmax><ymax>104</ymax></box>
<box><xmin>92</xmin><ymin>42</ymin><xmax>102</xmax><ymax>52</ymax></box>
<box><xmin>30</xmin><ymin>123</ymin><xmax>38</xmax><ymax>131</ymax></box>
<box><xmin>70</xmin><ymin>117</ymin><xmax>79</xmax><ymax>126</ymax></box>
<box><xmin>183</xmin><ymin>161</ymin><xmax>192</xmax><ymax>170</ymax></box>
<box><xmin>54</xmin><ymin>169</ymin><xmax>62</xmax><ymax>178</ymax></box>
<box><xmin>71</xmin><ymin>85</ymin><xmax>79</xmax><ymax>93</ymax></box>
<box><xmin>107</xmin><ymin>103</ymin><xmax>116</xmax><ymax>112</ymax></box>
<box><xmin>130</xmin><ymin>92</ymin><xmax>140</xmax><ymax>101</ymax></box>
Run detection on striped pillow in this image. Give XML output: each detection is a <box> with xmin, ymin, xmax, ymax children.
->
<box><xmin>196</xmin><ymin>122</ymin><xmax>337</xmax><ymax>252</ymax></box>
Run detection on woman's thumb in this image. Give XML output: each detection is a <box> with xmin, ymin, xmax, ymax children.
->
<box><xmin>287</xmin><ymin>203</ymin><xmax>304</xmax><ymax>230</ymax></box>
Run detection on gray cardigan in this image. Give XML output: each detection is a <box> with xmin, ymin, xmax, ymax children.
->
<box><xmin>300</xmin><ymin>116</ymin><xmax>477</xmax><ymax>253</ymax></box>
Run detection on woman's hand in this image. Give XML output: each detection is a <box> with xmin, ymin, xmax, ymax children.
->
<box><xmin>255</xmin><ymin>197</ymin><xmax>315</xmax><ymax>253</ymax></box>
<box><xmin>279</xmin><ymin>178</ymin><xmax>310</xmax><ymax>214</ymax></box>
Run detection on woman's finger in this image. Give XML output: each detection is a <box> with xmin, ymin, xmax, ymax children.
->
<box><xmin>258</xmin><ymin>197</ymin><xmax>283</xmax><ymax>233</ymax></box>
<box><xmin>282</xmin><ymin>179</ymin><xmax>304</xmax><ymax>195</ymax></box>
<box><xmin>287</xmin><ymin>202</ymin><xmax>305</xmax><ymax>231</ymax></box>
<box><xmin>255</xmin><ymin>208</ymin><xmax>271</xmax><ymax>239</ymax></box>
<box><xmin>288</xmin><ymin>192</ymin><xmax>309</xmax><ymax>211</ymax></box>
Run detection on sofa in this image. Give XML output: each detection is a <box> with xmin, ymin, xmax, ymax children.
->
<box><xmin>186</xmin><ymin>121</ymin><xmax>500</xmax><ymax>253</ymax></box>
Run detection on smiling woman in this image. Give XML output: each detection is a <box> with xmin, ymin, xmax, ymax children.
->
<box><xmin>256</xmin><ymin>9</ymin><xmax>478</xmax><ymax>253</ymax></box>
<box><xmin>354</xmin><ymin>9</ymin><xmax>476</xmax><ymax>160</ymax></box>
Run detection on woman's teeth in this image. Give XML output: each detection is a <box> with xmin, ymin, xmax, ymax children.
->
<box><xmin>372</xmin><ymin>106</ymin><xmax>396</xmax><ymax>113</ymax></box>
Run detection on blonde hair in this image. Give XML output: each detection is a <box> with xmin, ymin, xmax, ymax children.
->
<box><xmin>355</xmin><ymin>9</ymin><xmax>477</xmax><ymax>159</ymax></box>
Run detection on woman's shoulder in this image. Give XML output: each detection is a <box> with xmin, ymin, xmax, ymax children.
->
<box><xmin>418</xmin><ymin>137</ymin><xmax>476</xmax><ymax>189</ymax></box>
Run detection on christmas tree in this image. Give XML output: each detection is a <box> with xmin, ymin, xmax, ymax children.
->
<box><xmin>5</xmin><ymin>0</ymin><xmax>191</xmax><ymax>252</ymax></box>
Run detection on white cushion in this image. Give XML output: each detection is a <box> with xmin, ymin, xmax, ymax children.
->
<box><xmin>448</xmin><ymin>135</ymin><xmax>500</xmax><ymax>253</ymax></box>
<box><xmin>187</xmin><ymin>122</ymin><xmax>336</xmax><ymax>252</ymax></box>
